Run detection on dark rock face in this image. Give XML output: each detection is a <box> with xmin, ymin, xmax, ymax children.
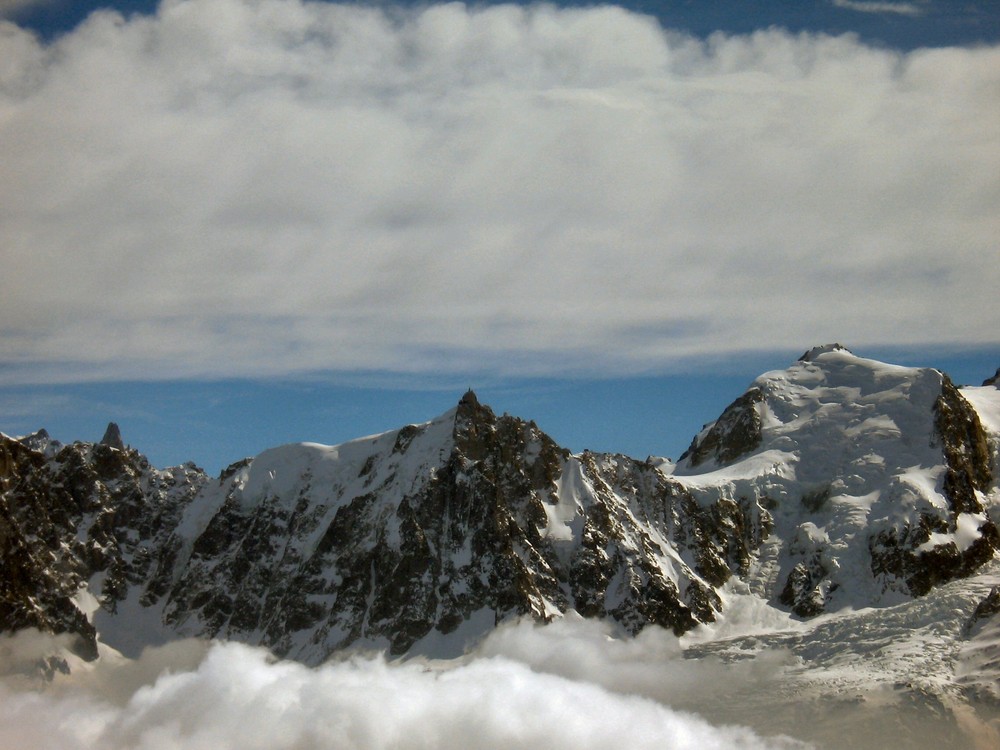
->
<box><xmin>983</xmin><ymin>368</ymin><xmax>1000</xmax><ymax>387</ymax></box>
<box><xmin>0</xmin><ymin>437</ymin><xmax>98</xmax><ymax>659</ymax></box>
<box><xmin>158</xmin><ymin>398</ymin><xmax>576</xmax><ymax>657</ymax></box>
<box><xmin>18</xmin><ymin>429</ymin><xmax>56</xmax><ymax>453</ymax></box>
<box><xmin>571</xmin><ymin>454</ymin><xmax>719</xmax><ymax>636</ymax></box>
<box><xmin>678</xmin><ymin>387</ymin><xmax>764</xmax><ymax>468</ymax></box>
<box><xmin>965</xmin><ymin>586</ymin><xmax>1000</xmax><ymax>635</ymax></box>
<box><xmin>0</xmin><ymin>433</ymin><xmax>208</xmax><ymax>659</ymax></box>
<box><xmin>934</xmin><ymin>376</ymin><xmax>992</xmax><ymax>513</ymax></box>
<box><xmin>779</xmin><ymin>560</ymin><xmax>829</xmax><ymax>617</ymax></box>
<box><xmin>100</xmin><ymin>422</ymin><xmax>125</xmax><ymax>451</ymax></box>
<box><xmin>0</xmin><ymin>396</ymin><xmax>764</xmax><ymax>660</ymax></box>
<box><xmin>867</xmin><ymin>376</ymin><xmax>998</xmax><ymax>598</ymax></box>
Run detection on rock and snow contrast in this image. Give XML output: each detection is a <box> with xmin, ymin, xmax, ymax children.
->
<box><xmin>2</xmin><ymin>345</ymin><xmax>999</xmax><ymax>748</ymax></box>
<box><xmin>674</xmin><ymin>343</ymin><xmax>997</xmax><ymax>615</ymax></box>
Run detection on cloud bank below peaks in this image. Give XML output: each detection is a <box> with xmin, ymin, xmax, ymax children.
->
<box><xmin>0</xmin><ymin>634</ymin><xmax>805</xmax><ymax>750</ymax></box>
<box><xmin>1</xmin><ymin>0</ymin><xmax>998</xmax><ymax>382</ymax></box>
<box><xmin>2</xmin><ymin>616</ymin><xmax>989</xmax><ymax>750</ymax></box>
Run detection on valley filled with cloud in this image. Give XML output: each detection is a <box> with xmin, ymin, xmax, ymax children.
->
<box><xmin>4</xmin><ymin>606</ymin><xmax>998</xmax><ymax>750</ymax></box>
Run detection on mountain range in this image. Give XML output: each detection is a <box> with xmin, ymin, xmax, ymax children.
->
<box><xmin>2</xmin><ymin>344</ymin><xmax>999</xmax><ymax>743</ymax></box>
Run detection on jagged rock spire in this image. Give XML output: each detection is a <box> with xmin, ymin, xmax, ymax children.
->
<box><xmin>983</xmin><ymin>368</ymin><xmax>1000</xmax><ymax>387</ymax></box>
<box><xmin>456</xmin><ymin>389</ymin><xmax>492</xmax><ymax>424</ymax></box>
<box><xmin>454</xmin><ymin>389</ymin><xmax>495</xmax><ymax>461</ymax></box>
<box><xmin>18</xmin><ymin>428</ymin><xmax>51</xmax><ymax>452</ymax></box>
<box><xmin>100</xmin><ymin>422</ymin><xmax>125</xmax><ymax>450</ymax></box>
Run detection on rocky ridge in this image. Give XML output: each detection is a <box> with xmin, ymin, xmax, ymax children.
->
<box><xmin>0</xmin><ymin>347</ymin><xmax>998</xmax><ymax>665</ymax></box>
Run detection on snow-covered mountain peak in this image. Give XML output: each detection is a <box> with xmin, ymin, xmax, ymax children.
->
<box><xmin>672</xmin><ymin>348</ymin><xmax>997</xmax><ymax>618</ymax></box>
<box><xmin>226</xmin><ymin>403</ymin><xmax>466</xmax><ymax>516</ymax></box>
<box><xmin>754</xmin><ymin>352</ymin><xmax>944</xmax><ymax>470</ymax></box>
<box><xmin>769</xmin><ymin>344</ymin><xmax>938</xmax><ymax>406</ymax></box>
<box><xmin>678</xmin><ymin>347</ymin><xmax>947</xmax><ymax>475</ymax></box>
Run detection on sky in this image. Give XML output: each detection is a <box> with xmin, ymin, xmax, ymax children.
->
<box><xmin>0</xmin><ymin>0</ymin><xmax>998</xmax><ymax>474</ymax></box>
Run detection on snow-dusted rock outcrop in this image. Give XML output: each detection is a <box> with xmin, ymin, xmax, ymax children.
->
<box><xmin>0</xmin><ymin>425</ymin><xmax>207</xmax><ymax>658</ymax></box>
<box><xmin>1</xmin><ymin>347</ymin><xmax>998</xmax><ymax>664</ymax></box>
<box><xmin>104</xmin><ymin>390</ymin><xmax>739</xmax><ymax>659</ymax></box>
<box><xmin>673</xmin><ymin>344</ymin><xmax>998</xmax><ymax>616</ymax></box>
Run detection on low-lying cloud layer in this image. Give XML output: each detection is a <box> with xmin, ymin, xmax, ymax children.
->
<box><xmin>1</xmin><ymin>631</ymin><xmax>806</xmax><ymax>750</ymax></box>
<box><xmin>1</xmin><ymin>0</ymin><xmax>997</xmax><ymax>382</ymax></box>
<box><xmin>4</xmin><ymin>614</ymin><xmax>997</xmax><ymax>750</ymax></box>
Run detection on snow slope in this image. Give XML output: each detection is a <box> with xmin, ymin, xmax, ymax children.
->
<box><xmin>670</xmin><ymin>344</ymin><xmax>998</xmax><ymax>615</ymax></box>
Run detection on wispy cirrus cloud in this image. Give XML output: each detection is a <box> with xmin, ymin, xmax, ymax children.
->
<box><xmin>0</xmin><ymin>1</ymin><xmax>997</xmax><ymax>384</ymax></box>
<box><xmin>0</xmin><ymin>0</ymin><xmax>54</xmax><ymax>18</ymax></box>
<box><xmin>831</xmin><ymin>0</ymin><xmax>925</xmax><ymax>16</ymax></box>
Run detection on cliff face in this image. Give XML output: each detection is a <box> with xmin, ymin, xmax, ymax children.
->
<box><xmin>0</xmin><ymin>432</ymin><xmax>208</xmax><ymax>658</ymax></box>
<box><xmin>1</xmin><ymin>348</ymin><xmax>997</xmax><ymax>662</ymax></box>
<box><xmin>113</xmin><ymin>391</ymin><xmax>755</xmax><ymax>659</ymax></box>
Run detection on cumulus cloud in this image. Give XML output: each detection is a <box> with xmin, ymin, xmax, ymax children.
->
<box><xmin>4</xmin><ymin>616</ymin><xmax>997</xmax><ymax>750</ymax></box>
<box><xmin>0</xmin><ymin>0</ymin><xmax>997</xmax><ymax>382</ymax></box>
<box><xmin>0</xmin><ymin>637</ymin><xmax>805</xmax><ymax>750</ymax></box>
<box><xmin>474</xmin><ymin>615</ymin><xmax>1000</xmax><ymax>750</ymax></box>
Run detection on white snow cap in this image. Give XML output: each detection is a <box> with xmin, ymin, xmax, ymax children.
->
<box><xmin>798</xmin><ymin>343</ymin><xmax>852</xmax><ymax>361</ymax></box>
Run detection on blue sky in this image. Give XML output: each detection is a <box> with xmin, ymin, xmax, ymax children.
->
<box><xmin>1</xmin><ymin>0</ymin><xmax>997</xmax><ymax>474</ymax></box>
<box><xmin>8</xmin><ymin>1</ymin><xmax>1000</xmax><ymax>48</ymax></box>
<box><xmin>3</xmin><ymin>345</ymin><xmax>997</xmax><ymax>475</ymax></box>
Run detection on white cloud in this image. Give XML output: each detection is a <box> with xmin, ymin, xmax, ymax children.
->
<box><xmin>2</xmin><ymin>618</ymin><xmax>994</xmax><ymax>750</ymax></box>
<box><xmin>0</xmin><ymin>637</ymin><xmax>803</xmax><ymax>750</ymax></box>
<box><xmin>472</xmin><ymin>614</ymin><xmax>987</xmax><ymax>749</ymax></box>
<box><xmin>831</xmin><ymin>0</ymin><xmax>925</xmax><ymax>16</ymax></box>
<box><xmin>0</xmin><ymin>0</ymin><xmax>997</xmax><ymax>383</ymax></box>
